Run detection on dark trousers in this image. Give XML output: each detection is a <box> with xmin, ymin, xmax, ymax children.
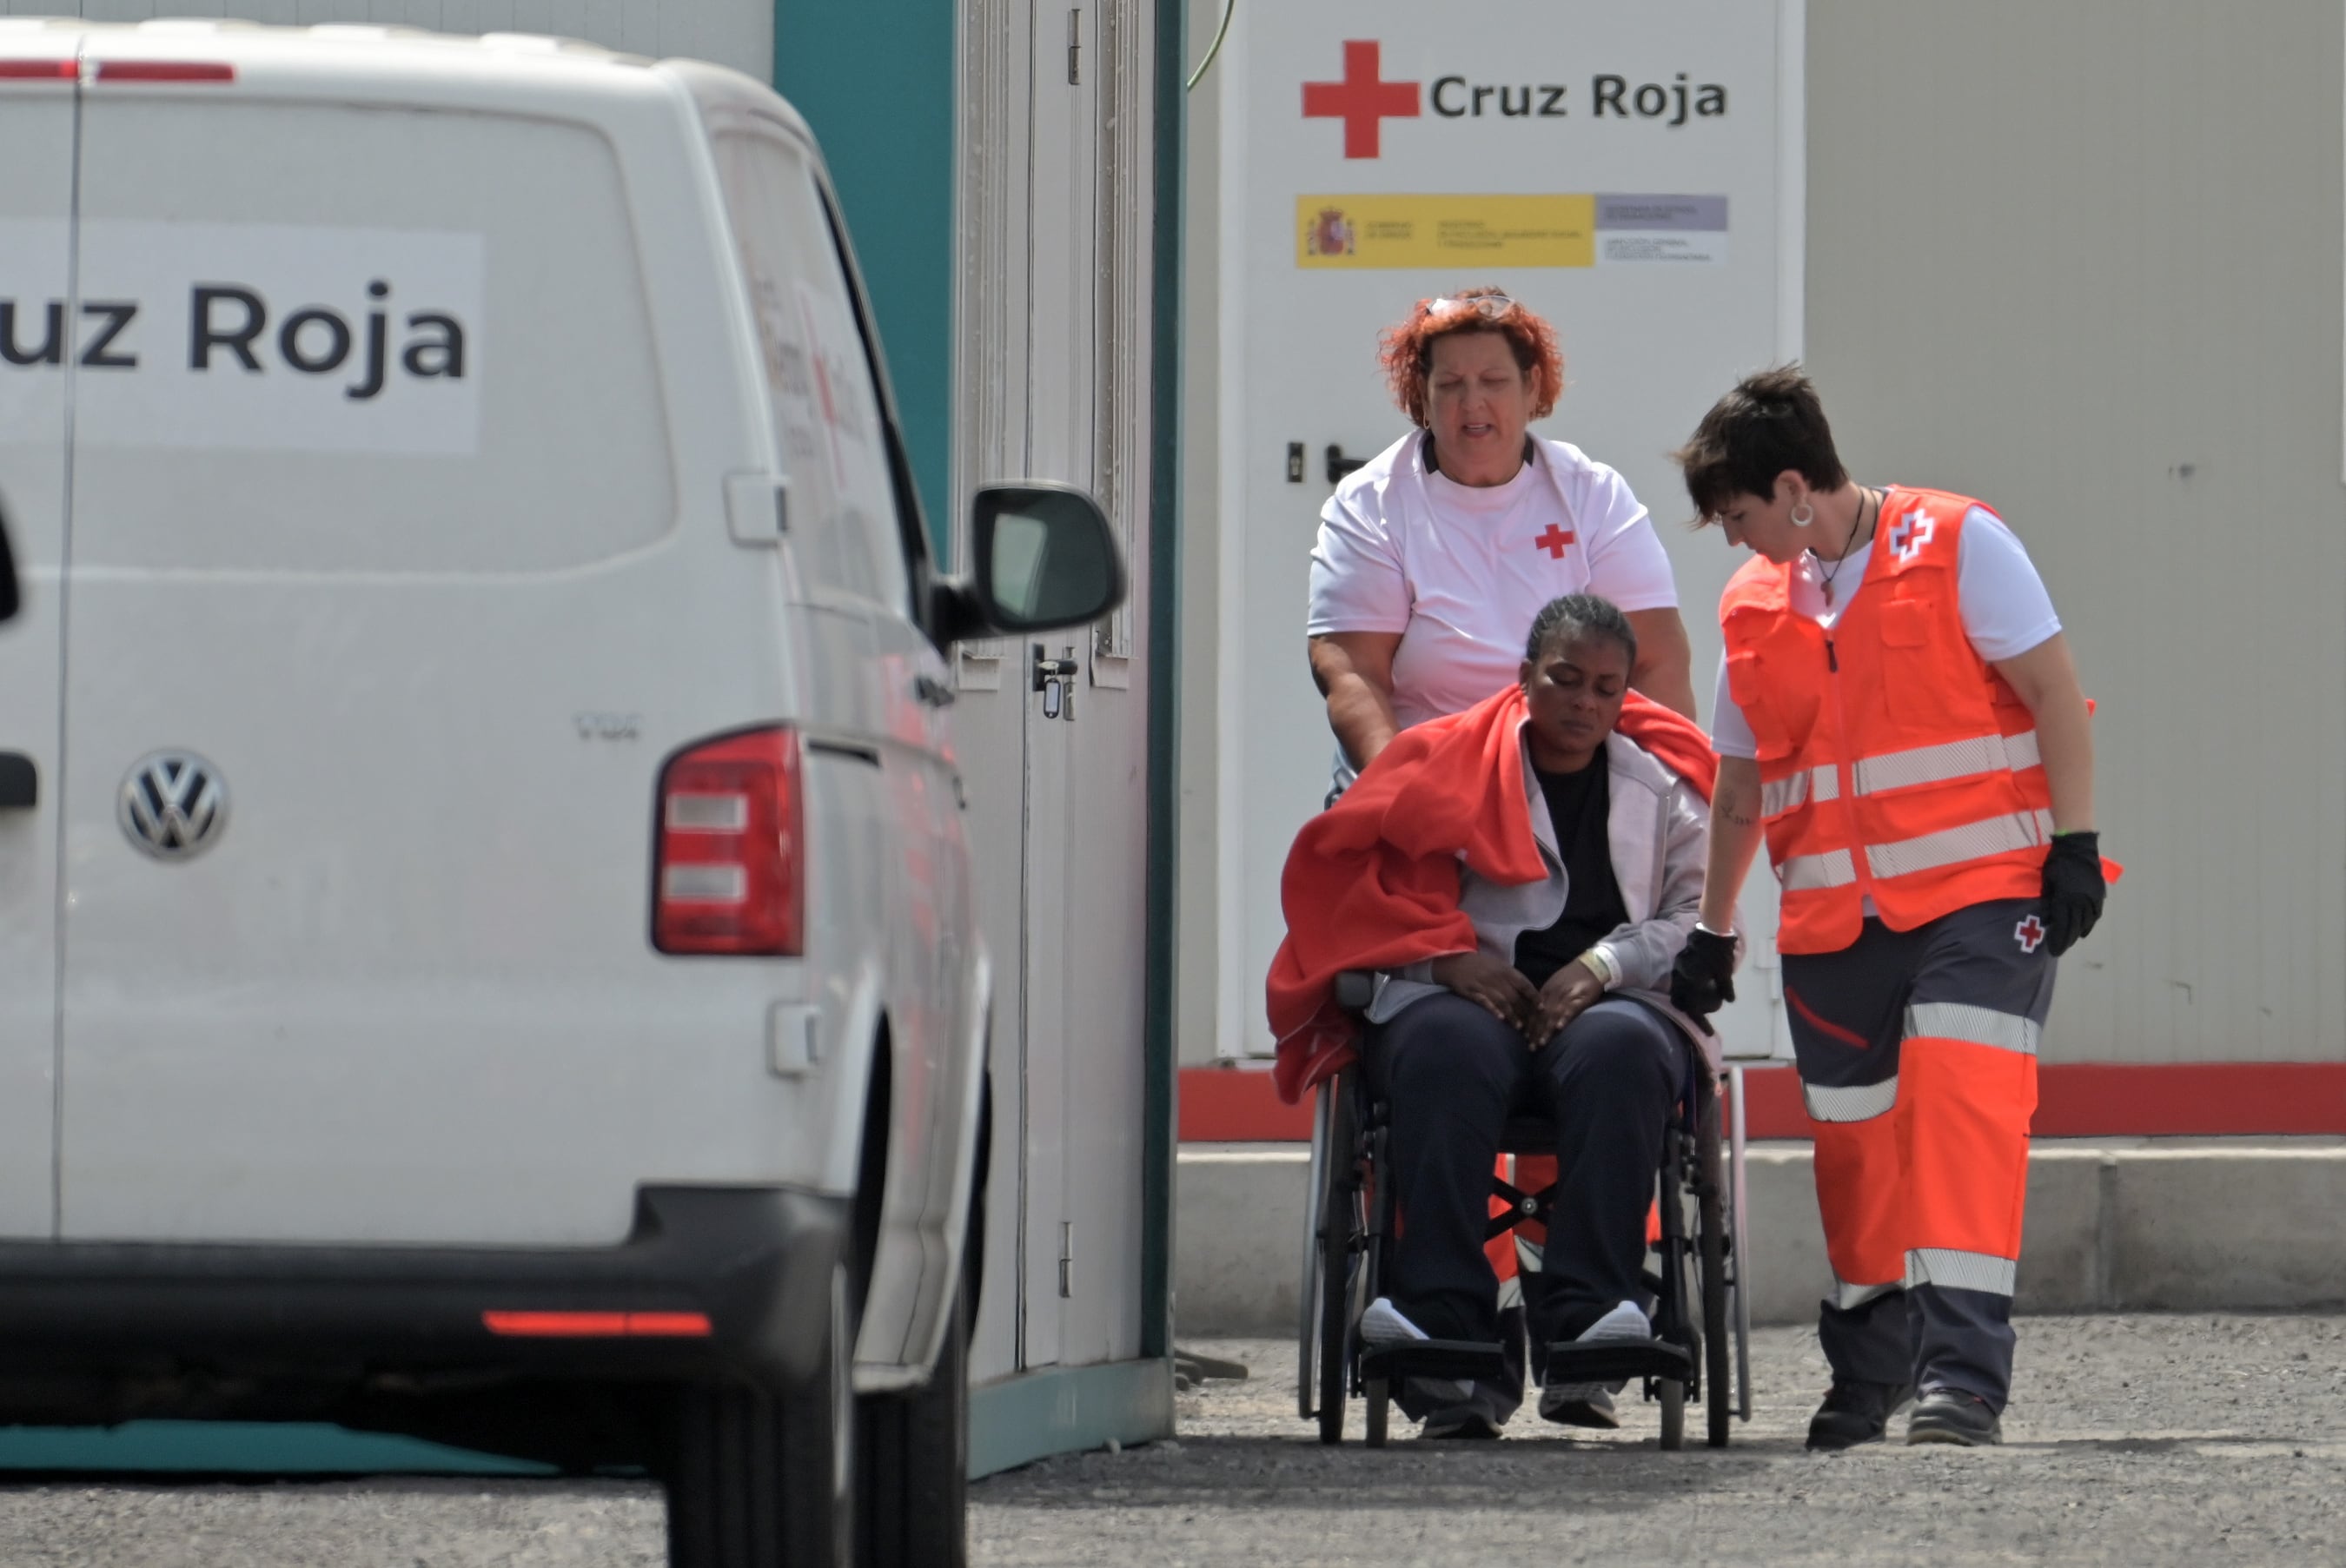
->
<box><xmin>1365</xmin><ymin>992</ymin><xmax>1686</xmax><ymax>1356</ymax></box>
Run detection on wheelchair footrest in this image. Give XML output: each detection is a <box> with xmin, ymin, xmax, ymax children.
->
<box><xmin>1542</xmin><ymin>1338</ymin><xmax>1693</xmax><ymax>1385</ymax></box>
<box><xmin>1360</xmin><ymin>1339</ymin><xmax>1510</xmax><ymax>1383</ymax></box>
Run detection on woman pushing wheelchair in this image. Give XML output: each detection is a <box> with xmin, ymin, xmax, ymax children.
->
<box><xmin>1269</xmin><ymin>594</ymin><xmax>1730</xmax><ymax>1440</ymax></box>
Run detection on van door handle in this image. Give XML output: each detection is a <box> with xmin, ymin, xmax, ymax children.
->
<box><xmin>0</xmin><ymin>752</ymin><xmax>35</xmax><ymax>810</ymax></box>
<box><xmin>913</xmin><ymin>674</ymin><xmax>957</xmax><ymax>708</ymax></box>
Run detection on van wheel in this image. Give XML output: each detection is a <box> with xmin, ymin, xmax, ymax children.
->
<box><xmin>857</xmin><ymin>1277</ymin><xmax>969</xmax><ymax>1568</ymax></box>
<box><xmin>665</xmin><ymin>1263</ymin><xmax>857</xmax><ymax>1568</ymax></box>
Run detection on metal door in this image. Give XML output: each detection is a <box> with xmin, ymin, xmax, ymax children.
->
<box><xmin>957</xmin><ymin>0</ymin><xmax>1154</xmax><ymax>1383</ymax></box>
<box><xmin>1011</xmin><ymin>0</ymin><xmax>1101</xmax><ymax>1372</ymax></box>
<box><xmin>0</xmin><ymin>46</ymin><xmax>75</xmax><ymax>1239</ymax></box>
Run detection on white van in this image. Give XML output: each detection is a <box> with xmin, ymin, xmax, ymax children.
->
<box><xmin>0</xmin><ymin>19</ymin><xmax>1123</xmax><ymax>1568</ymax></box>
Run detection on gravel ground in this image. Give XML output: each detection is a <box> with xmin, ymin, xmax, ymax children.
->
<box><xmin>977</xmin><ymin>1316</ymin><xmax>2346</xmax><ymax>1567</ymax></box>
<box><xmin>0</xmin><ymin>1315</ymin><xmax>2338</xmax><ymax>1566</ymax></box>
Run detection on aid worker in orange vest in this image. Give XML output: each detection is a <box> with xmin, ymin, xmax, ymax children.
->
<box><xmin>1665</xmin><ymin>367</ymin><xmax>2107</xmax><ymax>1451</ymax></box>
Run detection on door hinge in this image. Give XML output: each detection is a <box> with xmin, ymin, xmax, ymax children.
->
<box><xmin>1057</xmin><ymin>1221</ymin><xmax>1074</xmax><ymax>1298</ymax></box>
<box><xmin>1067</xmin><ymin>8</ymin><xmax>1082</xmax><ymax>83</ymax></box>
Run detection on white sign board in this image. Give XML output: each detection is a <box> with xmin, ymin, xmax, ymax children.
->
<box><xmin>1210</xmin><ymin>0</ymin><xmax>1803</xmax><ymax>1060</ymax></box>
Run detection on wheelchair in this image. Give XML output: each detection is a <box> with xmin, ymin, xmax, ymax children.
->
<box><xmin>1296</xmin><ymin>972</ymin><xmax>1754</xmax><ymax>1449</ymax></box>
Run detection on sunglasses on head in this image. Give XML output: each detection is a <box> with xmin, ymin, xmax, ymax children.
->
<box><xmin>1423</xmin><ymin>294</ymin><xmax>1516</xmax><ymax>321</ymax></box>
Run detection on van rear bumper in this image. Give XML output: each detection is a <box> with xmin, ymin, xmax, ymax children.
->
<box><xmin>0</xmin><ymin>1186</ymin><xmax>848</xmax><ymax>1423</ymax></box>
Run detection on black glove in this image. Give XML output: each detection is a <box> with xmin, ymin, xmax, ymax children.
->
<box><xmin>2040</xmin><ymin>831</ymin><xmax>2105</xmax><ymax>957</ymax></box>
<box><xmin>1670</xmin><ymin>926</ymin><xmax>1739</xmax><ymax>1026</ymax></box>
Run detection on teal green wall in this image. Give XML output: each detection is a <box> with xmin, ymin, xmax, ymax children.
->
<box><xmin>776</xmin><ymin>0</ymin><xmax>958</xmax><ymax>553</ymax></box>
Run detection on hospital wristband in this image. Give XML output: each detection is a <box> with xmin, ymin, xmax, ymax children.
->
<box><xmin>1577</xmin><ymin>946</ymin><xmax>1619</xmax><ymax>989</ymax></box>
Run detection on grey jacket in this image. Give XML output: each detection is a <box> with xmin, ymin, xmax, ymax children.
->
<box><xmin>1365</xmin><ymin>721</ymin><xmax>1731</xmax><ymax>1069</ymax></box>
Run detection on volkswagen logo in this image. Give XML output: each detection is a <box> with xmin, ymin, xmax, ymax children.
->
<box><xmin>119</xmin><ymin>751</ymin><xmax>229</xmax><ymax>861</ymax></box>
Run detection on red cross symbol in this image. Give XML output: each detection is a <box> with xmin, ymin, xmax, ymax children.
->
<box><xmin>1302</xmin><ymin>41</ymin><xmax>1420</xmax><ymax>160</ymax></box>
<box><xmin>1890</xmin><ymin>507</ymin><xmax>1936</xmax><ymax>561</ymax></box>
<box><xmin>1532</xmin><ymin>523</ymin><xmax>1576</xmax><ymax>559</ymax></box>
<box><xmin>2014</xmin><ymin>915</ymin><xmax>2045</xmax><ymax>954</ymax></box>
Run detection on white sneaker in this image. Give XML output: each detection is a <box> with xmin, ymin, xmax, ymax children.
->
<box><xmin>1541</xmin><ymin>1300</ymin><xmax>1650</xmax><ymax>1412</ymax></box>
<box><xmin>1359</xmin><ymin>1296</ymin><xmax>1430</xmax><ymax>1347</ymax></box>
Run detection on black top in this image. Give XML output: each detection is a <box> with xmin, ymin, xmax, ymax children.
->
<box><xmin>1513</xmin><ymin>758</ymin><xmax>1630</xmax><ymax>989</ymax></box>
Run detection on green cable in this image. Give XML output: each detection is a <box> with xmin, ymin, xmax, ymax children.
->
<box><xmin>1184</xmin><ymin>0</ymin><xmax>1235</xmax><ymax>92</ymax></box>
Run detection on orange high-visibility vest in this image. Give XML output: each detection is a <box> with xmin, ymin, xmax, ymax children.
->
<box><xmin>1720</xmin><ymin>487</ymin><xmax>2051</xmax><ymax>956</ymax></box>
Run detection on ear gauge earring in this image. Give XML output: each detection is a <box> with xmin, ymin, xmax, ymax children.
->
<box><xmin>1790</xmin><ymin>502</ymin><xmax>1815</xmax><ymax>527</ymax></box>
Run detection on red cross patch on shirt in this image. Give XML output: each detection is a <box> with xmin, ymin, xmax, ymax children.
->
<box><xmin>1532</xmin><ymin>523</ymin><xmax>1575</xmax><ymax>560</ymax></box>
<box><xmin>2014</xmin><ymin>915</ymin><xmax>2045</xmax><ymax>954</ymax></box>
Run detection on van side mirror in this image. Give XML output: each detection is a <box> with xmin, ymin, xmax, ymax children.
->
<box><xmin>0</xmin><ymin>503</ymin><xmax>19</xmax><ymax>625</ymax></box>
<box><xmin>934</xmin><ymin>483</ymin><xmax>1126</xmax><ymax>643</ymax></box>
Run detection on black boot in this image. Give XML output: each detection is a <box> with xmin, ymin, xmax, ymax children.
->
<box><xmin>1905</xmin><ymin>1388</ymin><xmax>2002</xmax><ymax>1446</ymax></box>
<box><xmin>1805</xmin><ymin>1379</ymin><xmax>1915</xmax><ymax>1451</ymax></box>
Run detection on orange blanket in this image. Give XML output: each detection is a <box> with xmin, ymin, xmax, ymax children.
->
<box><xmin>1265</xmin><ymin>686</ymin><xmax>1716</xmax><ymax>1105</ymax></box>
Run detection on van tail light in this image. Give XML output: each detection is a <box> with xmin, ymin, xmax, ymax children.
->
<box><xmin>653</xmin><ymin>727</ymin><xmax>805</xmax><ymax>956</ymax></box>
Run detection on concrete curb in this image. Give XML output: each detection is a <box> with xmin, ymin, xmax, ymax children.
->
<box><xmin>1174</xmin><ymin>1138</ymin><xmax>2346</xmax><ymax>1335</ymax></box>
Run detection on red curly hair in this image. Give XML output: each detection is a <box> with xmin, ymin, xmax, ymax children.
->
<box><xmin>1378</xmin><ymin>286</ymin><xmax>1564</xmax><ymax>427</ymax></box>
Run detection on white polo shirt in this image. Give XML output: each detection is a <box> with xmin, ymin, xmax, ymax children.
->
<box><xmin>1309</xmin><ymin>430</ymin><xmax>1679</xmax><ymax>734</ymax></box>
<box><xmin>1709</xmin><ymin>506</ymin><xmax>2061</xmax><ymax>759</ymax></box>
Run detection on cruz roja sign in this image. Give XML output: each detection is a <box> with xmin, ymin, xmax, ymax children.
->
<box><xmin>0</xmin><ymin>283</ymin><xmax>467</xmax><ymax>401</ymax></box>
<box><xmin>1209</xmin><ymin>0</ymin><xmax>1799</xmax><ymax>1062</ymax></box>
<box><xmin>1428</xmin><ymin>73</ymin><xmax>1728</xmax><ymax>124</ymax></box>
<box><xmin>0</xmin><ymin>219</ymin><xmax>484</xmax><ymax>454</ymax></box>
<box><xmin>1303</xmin><ymin>39</ymin><xmax>1729</xmax><ymax>158</ymax></box>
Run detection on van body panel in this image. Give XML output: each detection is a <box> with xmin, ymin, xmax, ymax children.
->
<box><xmin>0</xmin><ymin>69</ymin><xmax>75</xmax><ymax>1240</ymax></box>
<box><xmin>0</xmin><ymin>22</ymin><xmax>991</xmax><ymax>1389</ymax></box>
<box><xmin>689</xmin><ymin>78</ymin><xmax>973</xmax><ymax>1365</ymax></box>
<box><xmin>51</xmin><ymin>50</ymin><xmax>825</xmax><ymax>1247</ymax></box>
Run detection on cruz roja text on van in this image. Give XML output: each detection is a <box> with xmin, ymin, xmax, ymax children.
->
<box><xmin>1428</xmin><ymin>72</ymin><xmax>1727</xmax><ymax>126</ymax></box>
<box><xmin>0</xmin><ymin>281</ymin><xmax>467</xmax><ymax>402</ymax></box>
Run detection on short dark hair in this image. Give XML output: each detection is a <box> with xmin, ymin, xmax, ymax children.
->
<box><xmin>1524</xmin><ymin>592</ymin><xmax>1637</xmax><ymax>669</ymax></box>
<box><xmin>1671</xmin><ymin>364</ymin><xmax>1850</xmax><ymax>523</ymax></box>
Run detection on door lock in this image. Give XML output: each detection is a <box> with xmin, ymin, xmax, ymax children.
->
<box><xmin>1032</xmin><ymin>645</ymin><xmax>1079</xmax><ymax>722</ymax></box>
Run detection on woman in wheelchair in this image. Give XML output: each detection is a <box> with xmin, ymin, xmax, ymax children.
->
<box><xmin>1272</xmin><ymin>593</ymin><xmax>1724</xmax><ymax>1440</ymax></box>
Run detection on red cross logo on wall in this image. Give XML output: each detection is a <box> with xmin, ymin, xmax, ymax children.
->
<box><xmin>2014</xmin><ymin>916</ymin><xmax>2045</xmax><ymax>954</ymax></box>
<box><xmin>1302</xmin><ymin>41</ymin><xmax>1420</xmax><ymax>159</ymax></box>
<box><xmin>1533</xmin><ymin>524</ymin><xmax>1576</xmax><ymax>559</ymax></box>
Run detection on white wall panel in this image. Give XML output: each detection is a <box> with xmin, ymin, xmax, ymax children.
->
<box><xmin>1807</xmin><ymin>0</ymin><xmax>2345</xmax><ymax>1066</ymax></box>
<box><xmin>1</xmin><ymin>0</ymin><xmax>772</xmax><ymax>79</ymax></box>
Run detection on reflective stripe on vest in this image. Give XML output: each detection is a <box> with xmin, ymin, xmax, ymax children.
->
<box><xmin>1865</xmin><ymin>808</ymin><xmax>2051</xmax><ymax>882</ymax></box>
<box><xmin>1803</xmin><ymin>1077</ymin><xmax>1899</xmax><ymax>1124</ymax></box>
<box><xmin>1852</xmin><ymin>730</ymin><xmax>2038</xmax><ymax>797</ymax></box>
<box><xmin>1907</xmin><ymin>1002</ymin><xmax>2040</xmax><ymax>1056</ymax></box>
<box><xmin>1780</xmin><ymin>848</ymin><xmax>1857</xmax><ymax>891</ymax></box>
<box><xmin>1905</xmin><ymin>1247</ymin><xmax>2017</xmax><ymax>1298</ymax></box>
<box><xmin>1762</xmin><ymin>764</ymin><xmax>1839</xmax><ymax>817</ymax></box>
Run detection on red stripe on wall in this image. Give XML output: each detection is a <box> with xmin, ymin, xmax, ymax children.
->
<box><xmin>1179</xmin><ymin>1062</ymin><xmax>2346</xmax><ymax>1142</ymax></box>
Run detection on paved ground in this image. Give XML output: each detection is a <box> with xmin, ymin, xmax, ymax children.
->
<box><xmin>0</xmin><ymin>1315</ymin><xmax>2338</xmax><ymax>1566</ymax></box>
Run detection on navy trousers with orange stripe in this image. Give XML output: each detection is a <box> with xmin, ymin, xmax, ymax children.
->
<box><xmin>1782</xmin><ymin>897</ymin><xmax>2053</xmax><ymax>1412</ymax></box>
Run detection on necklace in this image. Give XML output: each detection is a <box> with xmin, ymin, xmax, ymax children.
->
<box><xmin>1814</xmin><ymin>488</ymin><xmax>1876</xmax><ymax>605</ymax></box>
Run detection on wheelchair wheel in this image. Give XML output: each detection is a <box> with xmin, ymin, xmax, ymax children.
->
<box><xmin>1315</xmin><ymin>1076</ymin><xmax>1359</xmax><ymax>1446</ymax></box>
<box><xmin>1365</xmin><ymin>1377</ymin><xmax>1391</xmax><ymax>1447</ymax></box>
<box><xmin>1697</xmin><ymin>1076</ymin><xmax>1733</xmax><ymax>1449</ymax></box>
